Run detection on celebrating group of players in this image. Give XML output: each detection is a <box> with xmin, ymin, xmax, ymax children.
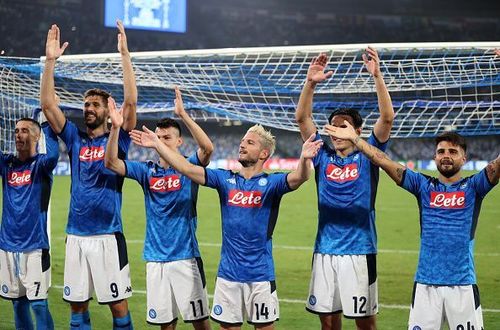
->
<box><xmin>0</xmin><ymin>21</ymin><xmax>498</xmax><ymax>330</ymax></box>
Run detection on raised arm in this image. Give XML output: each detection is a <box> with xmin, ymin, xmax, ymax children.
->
<box><xmin>130</xmin><ymin>126</ymin><xmax>206</xmax><ymax>185</ymax></box>
<box><xmin>40</xmin><ymin>25</ymin><xmax>68</xmax><ymax>134</ymax></box>
<box><xmin>295</xmin><ymin>53</ymin><xmax>333</xmax><ymax>141</ymax></box>
<box><xmin>363</xmin><ymin>47</ymin><xmax>394</xmax><ymax>142</ymax></box>
<box><xmin>485</xmin><ymin>155</ymin><xmax>500</xmax><ymax>185</ymax></box>
<box><xmin>287</xmin><ymin>133</ymin><xmax>323</xmax><ymax>190</ymax></box>
<box><xmin>174</xmin><ymin>87</ymin><xmax>214</xmax><ymax>165</ymax></box>
<box><xmin>325</xmin><ymin>121</ymin><xmax>406</xmax><ymax>185</ymax></box>
<box><xmin>104</xmin><ymin>97</ymin><xmax>126</xmax><ymax>176</ymax></box>
<box><xmin>117</xmin><ymin>20</ymin><xmax>137</xmax><ymax>132</ymax></box>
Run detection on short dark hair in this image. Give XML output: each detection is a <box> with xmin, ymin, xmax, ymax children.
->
<box><xmin>156</xmin><ymin>118</ymin><xmax>182</xmax><ymax>137</ymax></box>
<box><xmin>16</xmin><ymin>118</ymin><xmax>41</xmax><ymax>132</ymax></box>
<box><xmin>435</xmin><ymin>132</ymin><xmax>467</xmax><ymax>154</ymax></box>
<box><xmin>84</xmin><ymin>88</ymin><xmax>111</xmax><ymax>105</ymax></box>
<box><xmin>328</xmin><ymin>108</ymin><xmax>363</xmax><ymax>128</ymax></box>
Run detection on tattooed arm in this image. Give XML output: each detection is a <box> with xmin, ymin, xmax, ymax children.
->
<box><xmin>325</xmin><ymin>121</ymin><xmax>406</xmax><ymax>185</ymax></box>
<box><xmin>485</xmin><ymin>155</ymin><xmax>500</xmax><ymax>185</ymax></box>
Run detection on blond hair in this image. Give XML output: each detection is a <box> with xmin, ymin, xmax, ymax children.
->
<box><xmin>247</xmin><ymin>124</ymin><xmax>276</xmax><ymax>158</ymax></box>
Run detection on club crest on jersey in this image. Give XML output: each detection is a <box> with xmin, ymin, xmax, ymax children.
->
<box><xmin>228</xmin><ymin>189</ymin><xmax>263</xmax><ymax>208</ymax></box>
<box><xmin>7</xmin><ymin>170</ymin><xmax>32</xmax><ymax>186</ymax></box>
<box><xmin>79</xmin><ymin>146</ymin><xmax>105</xmax><ymax>162</ymax></box>
<box><xmin>326</xmin><ymin>163</ymin><xmax>359</xmax><ymax>182</ymax></box>
<box><xmin>429</xmin><ymin>191</ymin><xmax>465</xmax><ymax>209</ymax></box>
<box><xmin>258</xmin><ymin>178</ymin><xmax>268</xmax><ymax>186</ymax></box>
<box><xmin>149</xmin><ymin>175</ymin><xmax>181</xmax><ymax>192</ymax></box>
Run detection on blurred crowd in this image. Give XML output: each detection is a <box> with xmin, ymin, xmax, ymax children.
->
<box><xmin>0</xmin><ymin>0</ymin><xmax>498</xmax><ymax>57</ymax></box>
<box><xmin>56</xmin><ymin>130</ymin><xmax>499</xmax><ymax>163</ymax></box>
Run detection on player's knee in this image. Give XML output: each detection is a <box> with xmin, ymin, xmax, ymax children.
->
<box><xmin>254</xmin><ymin>321</ymin><xmax>274</xmax><ymax>329</ymax></box>
<box><xmin>70</xmin><ymin>301</ymin><xmax>89</xmax><ymax>313</ymax></box>
<box><xmin>109</xmin><ymin>299</ymin><xmax>130</xmax><ymax>317</ymax></box>
<box><xmin>192</xmin><ymin>318</ymin><xmax>211</xmax><ymax>330</ymax></box>
<box><xmin>355</xmin><ymin>315</ymin><xmax>376</xmax><ymax>330</ymax></box>
<box><xmin>319</xmin><ymin>313</ymin><xmax>342</xmax><ymax>329</ymax></box>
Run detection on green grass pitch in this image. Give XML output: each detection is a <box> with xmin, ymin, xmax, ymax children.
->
<box><xmin>1</xmin><ymin>171</ymin><xmax>499</xmax><ymax>329</ymax></box>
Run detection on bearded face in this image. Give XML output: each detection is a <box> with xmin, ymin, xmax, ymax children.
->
<box><xmin>83</xmin><ymin>95</ymin><xmax>108</xmax><ymax>130</ymax></box>
<box><xmin>434</xmin><ymin>141</ymin><xmax>466</xmax><ymax>178</ymax></box>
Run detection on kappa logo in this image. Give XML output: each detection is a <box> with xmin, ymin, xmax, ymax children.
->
<box><xmin>149</xmin><ymin>175</ymin><xmax>181</xmax><ymax>192</ymax></box>
<box><xmin>228</xmin><ymin>189</ymin><xmax>263</xmax><ymax>208</ymax></box>
<box><xmin>226</xmin><ymin>178</ymin><xmax>236</xmax><ymax>185</ymax></box>
<box><xmin>213</xmin><ymin>305</ymin><xmax>223</xmax><ymax>315</ymax></box>
<box><xmin>79</xmin><ymin>146</ymin><xmax>105</xmax><ymax>162</ymax></box>
<box><xmin>125</xmin><ymin>286</ymin><xmax>132</xmax><ymax>294</ymax></box>
<box><xmin>429</xmin><ymin>191</ymin><xmax>465</xmax><ymax>209</ymax></box>
<box><xmin>7</xmin><ymin>170</ymin><xmax>32</xmax><ymax>186</ymax></box>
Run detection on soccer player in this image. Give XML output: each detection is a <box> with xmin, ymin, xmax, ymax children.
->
<box><xmin>325</xmin><ymin>123</ymin><xmax>499</xmax><ymax>330</ymax></box>
<box><xmin>40</xmin><ymin>22</ymin><xmax>137</xmax><ymax>329</ymax></box>
<box><xmin>104</xmin><ymin>88</ymin><xmax>213</xmax><ymax>330</ymax></box>
<box><xmin>0</xmin><ymin>118</ymin><xmax>59</xmax><ymax>330</ymax></box>
<box><xmin>129</xmin><ymin>123</ymin><xmax>322</xmax><ymax>330</ymax></box>
<box><xmin>295</xmin><ymin>48</ymin><xmax>394</xmax><ymax>329</ymax></box>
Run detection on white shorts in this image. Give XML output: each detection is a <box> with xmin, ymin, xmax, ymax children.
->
<box><xmin>210</xmin><ymin>277</ymin><xmax>279</xmax><ymax>326</ymax></box>
<box><xmin>146</xmin><ymin>258</ymin><xmax>209</xmax><ymax>325</ymax></box>
<box><xmin>306</xmin><ymin>253</ymin><xmax>378</xmax><ymax>318</ymax></box>
<box><xmin>0</xmin><ymin>249</ymin><xmax>51</xmax><ymax>300</ymax></box>
<box><xmin>63</xmin><ymin>233</ymin><xmax>132</xmax><ymax>304</ymax></box>
<box><xmin>408</xmin><ymin>282</ymin><xmax>484</xmax><ymax>330</ymax></box>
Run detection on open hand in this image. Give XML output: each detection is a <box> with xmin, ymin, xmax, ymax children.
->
<box><xmin>307</xmin><ymin>53</ymin><xmax>333</xmax><ymax>84</ymax></box>
<box><xmin>324</xmin><ymin>121</ymin><xmax>357</xmax><ymax>141</ymax></box>
<box><xmin>130</xmin><ymin>126</ymin><xmax>159</xmax><ymax>149</ymax></box>
<box><xmin>45</xmin><ymin>24</ymin><xmax>68</xmax><ymax>60</ymax></box>
<box><xmin>301</xmin><ymin>133</ymin><xmax>323</xmax><ymax>159</ymax></box>
<box><xmin>107</xmin><ymin>97</ymin><xmax>123</xmax><ymax>129</ymax></box>
<box><xmin>362</xmin><ymin>46</ymin><xmax>381</xmax><ymax>78</ymax></box>
<box><xmin>173</xmin><ymin>86</ymin><xmax>187</xmax><ymax>117</ymax></box>
<box><xmin>117</xmin><ymin>20</ymin><xmax>129</xmax><ymax>55</ymax></box>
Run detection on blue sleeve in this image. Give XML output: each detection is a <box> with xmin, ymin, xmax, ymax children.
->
<box><xmin>400</xmin><ymin>169</ymin><xmax>424</xmax><ymax>196</ymax></box>
<box><xmin>368</xmin><ymin>132</ymin><xmax>389</xmax><ymax>152</ymax></box>
<box><xmin>39</xmin><ymin>124</ymin><xmax>60</xmax><ymax>172</ymax></box>
<box><xmin>270</xmin><ymin>172</ymin><xmax>292</xmax><ymax>195</ymax></box>
<box><xmin>118</xmin><ymin>129</ymin><xmax>131</xmax><ymax>159</ymax></box>
<box><xmin>124</xmin><ymin>160</ymin><xmax>149</xmax><ymax>185</ymax></box>
<box><xmin>204</xmin><ymin>168</ymin><xmax>227</xmax><ymax>190</ymax></box>
<box><xmin>468</xmin><ymin>169</ymin><xmax>495</xmax><ymax>199</ymax></box>
<box><xmin>187</xmin><ymin>152</ymin><xmax>203</xmax><ymax>166</ymax></box>
<box><xmin>57</xmin><ymin>120</ymin><xmax>79</xmax><ymax>152</ymax></box>
<box><xmin>312</xmin><ymin>132</ymin><xmax>326</xmax><ymax>168</ymax></box>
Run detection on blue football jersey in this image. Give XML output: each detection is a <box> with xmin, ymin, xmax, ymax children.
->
<box><xmin>401</xmin><ymin>169</ymin><xmax>495</xmax><ymax>285</ymax></box>
<box><xmin>0</xmin><ymin>124</ymin><xmax>59</xmax><ymax>251</ymax></box>
<box><xmin>58</xmin><ymin>120</ymin><xmax>130</xmax><ymax>235</ymax></box>
<box><xmin>204</xmin><ymin>169</ymin><xmax>292</xmax><ymax>282</ymax></box>
<box><xmin>124</xmin><ymin>153</ymin><xmax>203</xmax><ymax>262</ymax></box>
<box><xmin>313</xmin><ymin>132</ymin><xmax>388</xmax><ymax>255</ymax></box>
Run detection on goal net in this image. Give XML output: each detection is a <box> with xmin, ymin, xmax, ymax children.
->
<box><xmin>1</xmin><ymin>42</ymin><xmax>499</xmax><ymax>154</ymax></box>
